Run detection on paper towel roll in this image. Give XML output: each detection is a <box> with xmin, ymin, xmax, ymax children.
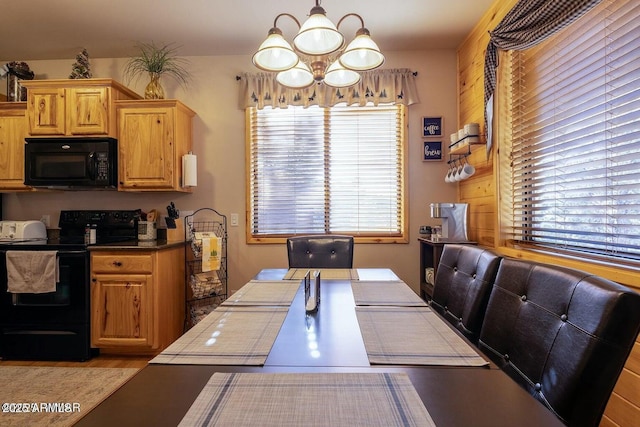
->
<box><xmin>182</xmin><ymin>153</ymin><xmax>197</xmax><ymax>187</ymax></box>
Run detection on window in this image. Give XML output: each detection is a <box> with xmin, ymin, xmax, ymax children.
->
<box><xmin>247</xmin><ymin>104</ymin><xmax>407</xmax><ymax>243</ymax></box>
<box><xmin>500</xmin><ymin>0</ymin><xmax>640</xmax><ymax>262</ymax></box>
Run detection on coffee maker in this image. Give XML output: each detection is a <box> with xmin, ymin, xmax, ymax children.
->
<box><xmin>430</xmin><ymin>203</ymin><xmax>469</xmax><ymax>241</ymax></box>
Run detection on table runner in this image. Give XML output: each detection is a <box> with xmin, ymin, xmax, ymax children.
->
<box><xmin>178</xmin><ymin>372</ymin><xmax>436</xmax><ymax>427</ymax></box>
<box><xmin>283</xmin><ymin>268</ymin><xmax>360</xmax><ymax>280</ymax></box>
<box><xmin>351</xmin><ymin>280</ymin><xmax>428</xmax><ymax>307</ymax></box>
<box><xmin>221</xmin><ymin>280</ymin><xmax>299</xmax><ymax>306</ymax></box>
<box><xmin>356</xmin><ymin>306</ymin><xmax>489</xmax><ymax>367</ymax></box>
<box><xmin>150</xmin><ymin>306</ymin><xmax>288</xmax><ymax>365</ymax></box>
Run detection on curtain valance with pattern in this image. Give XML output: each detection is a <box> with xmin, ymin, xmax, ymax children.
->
<box><xmin>238</xmin><ymin>68</ymin><xmax>419</xmax><ymax>109</ymax></box>
<box><xmin>483</xmin><ymin>0</ymin><xmax>602</xmax><ymax>148</ymax></box>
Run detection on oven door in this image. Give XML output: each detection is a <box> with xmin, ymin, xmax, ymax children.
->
<box><xmin>0</xmin><ymin>249</ymin><xmax>92</xmax><ymax>360</ymax></box>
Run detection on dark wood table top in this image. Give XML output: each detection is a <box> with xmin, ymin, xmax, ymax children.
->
<box><xmin>75</xmin><ymin>269</ymin><xmax>564</xmax><ymax>427</ymax></box>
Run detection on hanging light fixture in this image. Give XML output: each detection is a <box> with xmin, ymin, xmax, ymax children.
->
<box><xmin>252</xmin><ymin>1</ymin><xmax>385</xmax><ymax>89</ymax></box>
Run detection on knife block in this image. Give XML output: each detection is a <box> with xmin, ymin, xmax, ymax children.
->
<box><xmin>160</xmin><ymin>220</ymin><xmax>185</xmax><ymax>242</ymax></box>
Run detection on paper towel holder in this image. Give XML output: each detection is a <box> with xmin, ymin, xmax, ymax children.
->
<box><xmin>182</xmin><ymin>151</ymin><xmax>197</xmax><ymax>187</ymax></box>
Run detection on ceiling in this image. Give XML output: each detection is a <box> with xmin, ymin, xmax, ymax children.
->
<box><xmin>2</xmin><ymin>0</ymin><xmax>495</xmax><ymax>62</ymax></box>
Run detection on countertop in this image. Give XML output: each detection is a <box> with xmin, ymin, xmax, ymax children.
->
<box><xmin>88</xmin><ymin>240</ymin><xmax>186</xmax><ymax>251</ymax></box>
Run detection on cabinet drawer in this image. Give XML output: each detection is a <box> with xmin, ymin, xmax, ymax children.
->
<box><xmin>91</xmin><ymin>253</ymin><xmax>153</xmax><ymax>273</ymax></box>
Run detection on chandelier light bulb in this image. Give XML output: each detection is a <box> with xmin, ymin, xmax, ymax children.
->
<box><xmin>294</xmin><ymin>5</ymin><xmax>344</xmax><ymax>56</ymax></box>
<box><xmin>339</xmin><ymin>29</ymin><xmax>385</xmax><ymax>71</ymax></box>
<box><xmin>252</xmin><ymin>29</ymin><xmax>299</xmax><ymax>72</ymax></box>
<box><xmin>323</xmin><ymin>61</ymin><xmax>361</xmax><ymax>88</ymax></box>
<box><xmin>276</xmin><ymin>61</ymin><xmax>315</xmax><ymax>89</ymax></box>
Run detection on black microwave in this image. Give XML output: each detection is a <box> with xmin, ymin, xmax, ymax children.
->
<box><xmin>24</xmin><ymin>137</ymin><xmax>118</xmax><ymax>189</ymax></box>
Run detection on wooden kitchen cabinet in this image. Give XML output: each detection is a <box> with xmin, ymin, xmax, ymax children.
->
<box><xmin>116</xmin><ymin>99</ymin><xmax>195</xmax><ymax>192</ymax></box>
<box><xmin>0</xmin><ymin>102</ymin><xmax>31</xmax><ymax>191</ymax></box>
<box><xmin>90</xmin><ymin>245</ymin><xmax>185</xmax><ymax>354</ymax></box>
<box><xmin>21</xmin><ymin>79</ymin><xmax>140</xmax><ymax>137</ymax></box>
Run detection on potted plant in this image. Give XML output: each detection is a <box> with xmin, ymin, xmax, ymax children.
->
<box><xmin>123</xmin><ymin>42</ymin><xmax>190</xmax><ymax>99</ymax></box>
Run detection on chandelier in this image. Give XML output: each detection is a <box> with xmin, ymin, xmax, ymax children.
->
<box><xmin>252</xmin><ymin>0</ymin><xmax>385</xmax><ymax>89</ymax></box>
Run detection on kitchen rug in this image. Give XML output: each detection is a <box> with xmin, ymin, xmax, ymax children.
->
<box><xmin>178</xmin><ymin>372</ymin><xmax>436</xmax><ymax>427</ymax></box>
<box><xmin>0</xmin><ymin>366</ymin><xmax>138</xmax><ymax>427</ymax></box>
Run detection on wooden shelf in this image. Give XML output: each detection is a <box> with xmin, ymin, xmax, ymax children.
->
<box><xmin>449</xmin><ymin>134</ymin><xmax>484</xmax><ymax>155</ymax></box>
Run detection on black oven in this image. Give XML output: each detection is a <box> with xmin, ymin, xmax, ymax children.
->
<box><xmin>24</xmin><ymin>137</ymin><xmax>118</xmax><ymax>189</ymax></box>
<box><xmin>0</xmin><ymin>210</ymin><xmax>139</xmax><ymax>361</ymax></box>
<box><xmin>0</xmin><ymin>248</ymin><xmax>91</xmax><ymax>360</ymax></box>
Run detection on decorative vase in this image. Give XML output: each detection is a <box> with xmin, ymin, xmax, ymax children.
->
<box><xmin>144</xmin><ymin>73</ymin><xmax>165</xmax><ymax>99</ymax></box>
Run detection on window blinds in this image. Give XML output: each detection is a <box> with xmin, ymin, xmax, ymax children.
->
<box><xmin>248</xmin><ymin>104</ymin><xmax>406</xmax><ymax>240</ymax></box>
<box><xmin>507</xmin><ymin>0</ymin><xmax>640</xmax><ymax>260</ymax></box>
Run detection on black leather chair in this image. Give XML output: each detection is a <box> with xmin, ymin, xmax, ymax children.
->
<box><xmin>430</xmin><ymin>244</ymin><xmax>501</xmax><ymax>343</ymax></box>
<box><xmin>286</xmin><ymin>235</ymin><xmax>354</xmax><ymax>269</ymax></box>
<box><xmin>478</xmin><ymin>258</ymin><xmax>640</xmax><ymax>426</ymax></box>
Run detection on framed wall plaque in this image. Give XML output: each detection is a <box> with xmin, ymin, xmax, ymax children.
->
<box><xmin>423</xmin><ymin>141</ymin><xmax>442</xmax><ymax>161</ymax></box>
<box><xmin>422</xmin><ymin>116</ymin><xmax>443</xmax><ymax>137</ymax></box>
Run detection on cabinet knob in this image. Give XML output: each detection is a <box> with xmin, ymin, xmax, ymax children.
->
<box><xmin>113</xmin><ymin>261</ymin><xmax>122</xmax><ymax>267</ymax></box>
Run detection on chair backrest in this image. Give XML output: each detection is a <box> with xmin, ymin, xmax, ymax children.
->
<box><xmin>478</xmin><ymin>258</ymin><xmax>640</xmax><ymax>426</ymax></box>
<box><xmin>430</xmin><ymin>244</ymin><xmax>501</xmax><ymax>343</ymax></box>
<box><xmin>286</xmin><ymin>235</ymin><xmax>354</xmax><ymax>269</ymax></box>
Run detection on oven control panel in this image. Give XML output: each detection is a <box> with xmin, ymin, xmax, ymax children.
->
<box><xmin>59</xmin><ymin>210</ymin><xmax>140</xmax><ymax>227</ymax></box>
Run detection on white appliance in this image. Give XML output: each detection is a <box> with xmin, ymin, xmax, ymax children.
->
<box><xmin>0</xmin><ymin>220</ymin><xmax>47</xmax><ymax>242</ymax></box>
<box><xmin>429</xmin><ymin>203</ymin><xmax>469</xmax><ymax>241</ymax></box>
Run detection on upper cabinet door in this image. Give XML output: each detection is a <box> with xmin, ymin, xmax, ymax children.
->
<box><xmin>66</xmin><ymin>87</ymin><xmax>109</xmax><ymax>135</ymax></box>
<box><xmin>27</xmin><ymin>87</ymin><xmax>66</xmax><ymax>135</ymax></box>
<box><xmin>0</xmin><ymin>103</ymin><xmax>31</xmax><ymax>190</ymax></box>
<box><xmin>118</xmin><ymin>105</ymin><xmax>175</xmax><ymax>190</ymax></box>
<box><xmin>116</xmin><ymin>100</ymin><xmax>194</xmax><ymax>192</ymax></box>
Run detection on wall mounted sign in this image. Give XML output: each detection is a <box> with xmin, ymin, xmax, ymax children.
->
<box><xmin>422</xmin><ymin>116</ymin><xmax>443</xmax><ymax>137</ymax></box>
<box><xmin>423</xmin><ymin>141</ymin><xmax>442</xmax><ymax>161</ymax></box>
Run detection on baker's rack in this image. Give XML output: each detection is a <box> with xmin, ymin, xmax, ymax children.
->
<box><xmin>184</xmin><ymin>208</ymin><xmax>227</xmax><ymax>330</ymax></box>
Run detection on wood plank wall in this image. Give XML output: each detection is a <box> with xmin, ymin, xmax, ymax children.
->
<box><xmin>456</xmin><ymin>1</ymin><xmax>640</xmax><ymax>426</ymax></box>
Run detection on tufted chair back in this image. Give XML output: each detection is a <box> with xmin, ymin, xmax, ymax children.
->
<box><xmin>286</xmin><ymin>235</ymin><xmax>354</xmax><ymax>269</ymax></box>
<box><xmin>430</xmin><ymin>244</ymin><xmax>501</xmax><ymax>343</ymax></box>
<box><xmin>478</xmin><ymin>258</ymin><xmax>640</xmax><ymax>426</ymax></box>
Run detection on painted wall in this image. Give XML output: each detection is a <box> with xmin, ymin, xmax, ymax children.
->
<box><xmin>1</xmin><ymin>50</ymin><xmax>459</xmax><ymax>293</ymax></box>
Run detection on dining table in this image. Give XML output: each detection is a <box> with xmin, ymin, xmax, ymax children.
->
<box><xmin>75</xmin><ymin>268</ymin><xmax>564</xmax><ymax>427</ymax></box>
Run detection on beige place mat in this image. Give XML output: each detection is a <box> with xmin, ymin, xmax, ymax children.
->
<box><xmin>150</xmin><ymin>306</ymin><xmax>288</xmax><ymax>365</ymax></box>
<box><xmin>351</xmin><ymin>280</ymin><xmax>428</xmax><ymax>307</ymax></box>
<box><xmin>178</xmin><ymin>372</ymin><xmax>436</xmax><ymax>427</ymax></box>
<box><xmin>222</xmin><ymin>280</ymin><xmax>299</xmax><ymax>306</ymax></box>
<box><xmin>356</xmin><ymin>306</ymin><xmax>489</xmax><ymax>367</ymax></box>
<box><xmin>284</xmin><ymin>268</ymin><xmax>359</xmax><ymax>280</ymax></box>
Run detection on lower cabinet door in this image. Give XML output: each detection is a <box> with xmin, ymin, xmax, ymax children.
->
<box><xmin>90</xmin><ymin>273</ymin><xmax>154</xmax><ymax>349</ymax></box>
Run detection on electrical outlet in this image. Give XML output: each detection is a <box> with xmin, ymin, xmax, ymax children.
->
<box><xmin>40</xmin><ymin>215</ymin><xmax>51</xmax><ymax>228</ymax></box>
<box><xmin>230</xmin><ymin>213</ymin><xmax>239</xmax><ymax>227</ymax></box>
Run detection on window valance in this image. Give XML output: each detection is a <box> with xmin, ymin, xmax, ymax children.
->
<box><xmin>238</xmin><ymin>68</ymin><xmax>419</xmax><ymax>109</ymax></box>
<box><xmin>483</xmin><ymin>0</ymin><xmax>602</xmax><ymax>149</ymax></box>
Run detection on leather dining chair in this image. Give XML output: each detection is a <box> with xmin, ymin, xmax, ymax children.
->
<box><xmin>286</xmin><ymin>235</ymin><xmax>354</xmax><ymax>269</ymax></box>
<box><xmin>478</xmin><ymin>258</ymin><xmax>640</xmax><ymax>427</ymax></box>
<box><xmin>430</xmin><ymin>244</ymin><xmax>501</xmax><ymax>343</ymax></box>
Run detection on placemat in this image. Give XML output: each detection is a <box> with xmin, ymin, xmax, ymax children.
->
<box><xmin>150</xmin><ymin>306</ymin><xmax>288</xmax><ymax>365</ymax></box>
<box><xmin>351</xmin><ymin>280</ymin><xmax>428</xmax><ymax>306</ymax></box>
<box><xmin>222</xmin><ymin>280</ymin><xmax>299</xmax><ymax>306</ymax></box>
<box><xmin>178</xmin><ymin>372</ymin><xmax>436</xmax><ymax>427</ymax></box>
<box><xmin>356</xmin><ymin>306</ymin><xmax>489</xmax><ymax>367</ymax></box>
<box><xmin>283</xmin><ymin>268</ymin><xmax>359</xmax><ymax>280</ymax></box>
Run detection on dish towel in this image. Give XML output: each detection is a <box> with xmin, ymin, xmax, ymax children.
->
<box><xmin>5</xmin><ymin>251</ymin><xmax>58</xmax><ymax>293</ymax></box>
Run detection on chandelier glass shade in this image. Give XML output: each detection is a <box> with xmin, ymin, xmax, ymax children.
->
<box><xmin>252</xmin><ymin>1</ymin><xmax>385</xmax><ymax>89</ymax></box>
